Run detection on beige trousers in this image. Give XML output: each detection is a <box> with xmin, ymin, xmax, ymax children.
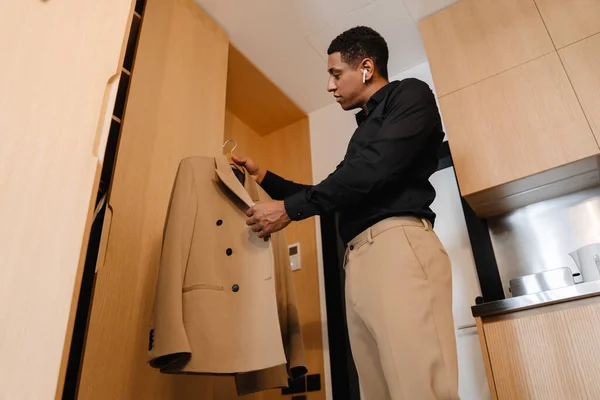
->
<box><xmin>344</xmin><ymin>216</ymin><xmax>459</xmax><ymax>400</ymax></box>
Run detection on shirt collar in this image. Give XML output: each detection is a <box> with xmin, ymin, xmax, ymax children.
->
<box><xmin>355</xmin><ymin>81</ymin><xmax>398</xmax><ymax>125</ymax></box>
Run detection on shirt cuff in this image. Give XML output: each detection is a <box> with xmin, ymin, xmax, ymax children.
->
<box><xmin>284</xmin><ymin>190</ymin><xmax>319</xmax><ymax>221</ymax></box>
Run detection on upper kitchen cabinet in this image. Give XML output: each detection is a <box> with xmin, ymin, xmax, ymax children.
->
<box><xmin>560</xmin><ymin>33</ymin><xmax>600</xmax><ymax>141</ymax></box>
<box><xmin>0</xmin><ymin>0</ymin><xmax>133</xmax><ymax>398</ymax></box>
<box><xmin>535</xmin><ymin>0</ymin><xmax>600</xmax><ymax>49</ymax></box>
<box><xmin>419</xmin><ymin>0</ymin><xmax>554</xmax><ymax>97</ymax></box>
<box><xmin>440</xmin><ymin>53</ymin><xmax>600</xmax><ymax>215</ymax></box>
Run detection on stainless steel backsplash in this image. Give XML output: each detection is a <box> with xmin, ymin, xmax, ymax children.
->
<box><xmin>488</xmin><ymin>186</ymin><xmax>600</xmax><ymax>297</ymax></box>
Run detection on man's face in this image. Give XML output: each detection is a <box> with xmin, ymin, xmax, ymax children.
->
<box><xmin>327</xmin><ymin>52</ymin><xmax>364</xmax><ymax>111</ymax></box>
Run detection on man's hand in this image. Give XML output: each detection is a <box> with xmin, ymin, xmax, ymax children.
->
<box><xmin>232</xmin><ymin>154</ymin><xmax>267</xmax><ymax>184</ymax></box>
<box><xmin>246</xmin><ymin>200</ymin><xmax>291</xmax><ymax>238</ymax></box>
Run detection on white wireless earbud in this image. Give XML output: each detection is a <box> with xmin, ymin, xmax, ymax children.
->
<box><xmin>362</xmin><ymin>69</ymin><xmax>367</xmax><ymax>84</ymax></box>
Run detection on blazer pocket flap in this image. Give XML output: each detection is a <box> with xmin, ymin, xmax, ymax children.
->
<box><xmin>182</xmin><ymin>284</ymin><xmax>224</xmax><ymax>293</ymax></box>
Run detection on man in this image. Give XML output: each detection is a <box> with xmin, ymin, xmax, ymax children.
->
<box><xmin>234</xmin><ymin>26</ymin><xmax>459</xmax><ymax>400</ymax></box>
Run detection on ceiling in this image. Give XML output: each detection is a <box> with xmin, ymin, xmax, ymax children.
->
<box><xmin>194</xmin><ymin>0</ymin><xmax>459</xmax><ymax>113</ymax></box>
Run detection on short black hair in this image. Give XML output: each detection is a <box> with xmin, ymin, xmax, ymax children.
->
<box><xmin>327</xmin><ymin>26</ymin><xmax>389</xmax><ymax>79</ymax></box>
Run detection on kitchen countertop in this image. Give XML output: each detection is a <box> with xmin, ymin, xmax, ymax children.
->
<box><xmin>472</xmin><ymin>280</ymin><xmax>600</xmax><ymax>318</ymax></box>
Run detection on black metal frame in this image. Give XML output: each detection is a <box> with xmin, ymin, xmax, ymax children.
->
<box><xmin>320</xmin><ymin>140</ymin><xmax>504</xmax><ymax>398</ymax></box>
<box><xmin>320</xmin><ymin>212</ymin><xmax>361</xmax><ymax>400</ymax></box>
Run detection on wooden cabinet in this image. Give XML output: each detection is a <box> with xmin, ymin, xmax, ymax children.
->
<box><xmin>76</xmin><ymin>2</ymin><xmax>327</xmax><ymax>396</ymax></box>
<box><xmin>419</xmin><ymin>0</ymin><xmax>554</xmax><ymax>97</ymax></box>
<box><xmin>421</xmin><ymin>0</ymin><xmax>600</xmax><ymax>215</ymax></box>
<box><xmin>0</xmin><ymin>1</ymin><xmax>134</xmax><ymax>398</ymax></box>
<box><xmin>477</xmin><ymin>297</ymin><xmax>600</xmax><ymax>399</ymax></box>
<box><xmin>439</xmin><ymin>53</ymin><xmax>598</xmax><ymax>210</ymax></box>
<box><xmin>535</xmin><ymin>0</ymin><xmax>600</xmax><ymax>48</ymax></box>
<box><xmin>560</xmin><ymin>33</ymin><xmax>600</xmax><ymax>142</ymax></box>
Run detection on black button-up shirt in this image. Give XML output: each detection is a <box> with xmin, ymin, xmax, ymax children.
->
<box><xmin>260</xmin><ymin>78</ymin><xmax>445</xmax><ymax>244</ymax></box>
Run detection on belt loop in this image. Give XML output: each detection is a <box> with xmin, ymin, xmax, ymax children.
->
<box><xmin>343</xmin><ymin>247</ymin><xmax>349</xmax><ymax>269</ymax></box>
<box><xmin>367</xmin><ymin>228</ymin><xmax>374</xmax><ymax>244</ymax></box>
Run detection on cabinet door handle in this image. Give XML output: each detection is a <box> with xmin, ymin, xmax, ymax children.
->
<box><xmin>457</xmin><ymin>323</ymin><xmax>476</xmax><ymax>330</ymax></box>
<box><xmin>92</xmin><ymin>74</ymin><xmax>120</xmax><ymax>161</ymax></box>
<box><xmin>96</xmin><ymin>204</ymin><xmax>114</xmax><ymax>273</ymax></box>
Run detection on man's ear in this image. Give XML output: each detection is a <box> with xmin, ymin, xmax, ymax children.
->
<box><xmin>361</xmin><ymin>58</ymin><xmax>375</xmax><ymax>81</ymax></box>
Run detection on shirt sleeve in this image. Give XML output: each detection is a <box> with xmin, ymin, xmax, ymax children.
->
<box><xmin>259</xmin><ymin>170</ymin><xmax>313</xmax><ymax>200</ymax></box>
<box><xmin>284</xmin><ymin>80</ymin><xmax>439</xmax><ymax>221</ymax></box>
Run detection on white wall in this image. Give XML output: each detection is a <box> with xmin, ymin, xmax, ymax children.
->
<box><xmin>309</xmin><ymin>61</ymin><xmax>488</xmax><ymax>400</ymax></box>
<box><xmin>309</xmin><ymin>102</ymin><xmax>357</xmax><ymax>183</ymax></box>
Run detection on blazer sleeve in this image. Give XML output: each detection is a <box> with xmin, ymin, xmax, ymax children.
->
<box><xmin>148</xmin><ymin>159</ymin><xmax>197</xmax><ymax>370</ymax></box>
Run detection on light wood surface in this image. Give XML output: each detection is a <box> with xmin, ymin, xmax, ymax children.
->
<box><xmin>77</xmin><ymin>0</ymin><xmax>231</xmax><ymax>398</ymax></box>
<box><xmin>226</xmin><ymin>45</ymin><xmax>306</xmax><ymax>136</ymax></box>
<box><xmin>0</xmin><ymin>0</ymin><xmax>133</xmax><ymax>398</ymax></box>
<box><xmin>225</xmin><ymin>111</ymin><xmax>325</xmax><ymax>400</ymax></box>
<box><xmin>439</xmin><ymin>52</ymin><xmax>598</xmax><ymax>198</ymax></box>
<box><xmin>560</xmin><ymin>33</ymin><xmax>600</xmax><ymax>144</ymax></box>
<box><xmin>267</xmin><ymin>121</ymin><xmax>325</xmax><ymax>400</ymax></box>
<box><xmin>535</xmin><ymin>0</ymin><xmax>600</xmax><ymax>48</ymax></box>
<box><xmin>419</xmin><ymin>0</ymin><xmax>554</xmax><ymax>97</ymax></box>
<box><xmin>476</xmin><ymin>318</ymin><xmax>498</xmax><ymax>400</ymax></box>
<box><xmin>482</xmin><ymin>297</ymin><xmax>600</xmax><ymax>399</ymax></box>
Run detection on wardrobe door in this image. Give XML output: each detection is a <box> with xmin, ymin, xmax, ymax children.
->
<box><xmin>0</xmin><ymin>1</ymin><xmax>133</xmax><ymax>398</ymax></box>
<box><xmin>77</xmin><ymin>0</ymin><xmax>230</xmax><ymax>398</ymax></box>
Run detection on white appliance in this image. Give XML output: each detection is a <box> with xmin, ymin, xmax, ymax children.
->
<box><xmin>430</xmin><ymin>167</ymin><xmax>491</xmax><ymax>400</ymax></box>
<box><xmin>569</xmin><ymin>243</ymin><xmax>600</xmax><ymax>282</ymax></box>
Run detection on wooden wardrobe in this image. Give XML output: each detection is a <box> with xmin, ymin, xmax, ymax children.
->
<box><xmin>1</xmin><ymin>0</ymin><xmax>324</xmax><ymax>399</ymax></box>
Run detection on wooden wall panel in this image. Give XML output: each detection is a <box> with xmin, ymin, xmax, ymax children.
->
<box><xmin>419</xmin><ymin>0</ymin><xmax>554</xmax><ymax>97</ymax></box>
<box><xmin>224</xmin><ymin>110</ymin><xmax>270</xmax><ymax>166</ymax></box>
<box><xmin>77</xmin><ymin>0</ymin><xmax>230</xmax><ymax>398</ymax></box>
<box><xmin>0</xmin><ymin>0</ymin><xmax>133</xmax><ymax>398</ymax></box>
<box><xmin>226</xmin><ymin>45</ymin><xmax>306</xmax><ymax>136</ymax></box>
<box><xmin>535</xmin><ymin>0</ymin><xmax>600</xmax><ymax>48</ymax></box>
<box><xmin>225</xmin><ymin>111</ymin><xmax>325</xmax><ymax>400</ymax></box>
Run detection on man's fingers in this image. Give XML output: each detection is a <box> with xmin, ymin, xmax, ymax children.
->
<box><xmin>250</xmin><ymin>224</ymin><xmax>262</xmax><ymax>233</ymax></box>
<box><xmin>258</xmin><ymin>225</ymin><xmax>275</xmax><ymax>238</ymax></box>
<box><xmin>257</xmin><ymin>229</ymin><xmax>270</xmax><ymax>238</ymax></box>
<box><xmin>232</xmin><ymin>155</ymin><xmax>245</xmax><ymax>165</ymax></box>
<box><xmin>246</xmin><ymin>207</ymin><xmax>255</xmax><ymax>217</ymax></box>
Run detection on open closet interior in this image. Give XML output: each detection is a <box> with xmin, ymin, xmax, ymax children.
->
<box><xmin>223</xmin><ymin>44</ymin><xmax>325</xmax><ymax>399</ymax></box>
<box><xmin>60</xmin><ymin>0</ymin><xmax>325</xmax><ymax>399</ymax></box>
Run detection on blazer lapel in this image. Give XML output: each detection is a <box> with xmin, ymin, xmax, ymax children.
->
<box><xmin>214</xmin><ymin>156</ymin><xmax>255</xmax><ymax>208</ymax></box>
<box><xmin>244</xmin><ymin>168</ymin><xmax>261</xmax><ymax>203</ymax></box>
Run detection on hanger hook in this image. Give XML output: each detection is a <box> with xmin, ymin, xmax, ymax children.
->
<box><xmin>222</xmin><ymin>139</ymin><xmax>238</xmax><ymax>155</ymax></box>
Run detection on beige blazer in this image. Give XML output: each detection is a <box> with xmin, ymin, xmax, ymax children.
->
<box><xmin>148</xmin><ymin>156</ymin><xmax>306</xmax><ymax>395</ymax></box>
